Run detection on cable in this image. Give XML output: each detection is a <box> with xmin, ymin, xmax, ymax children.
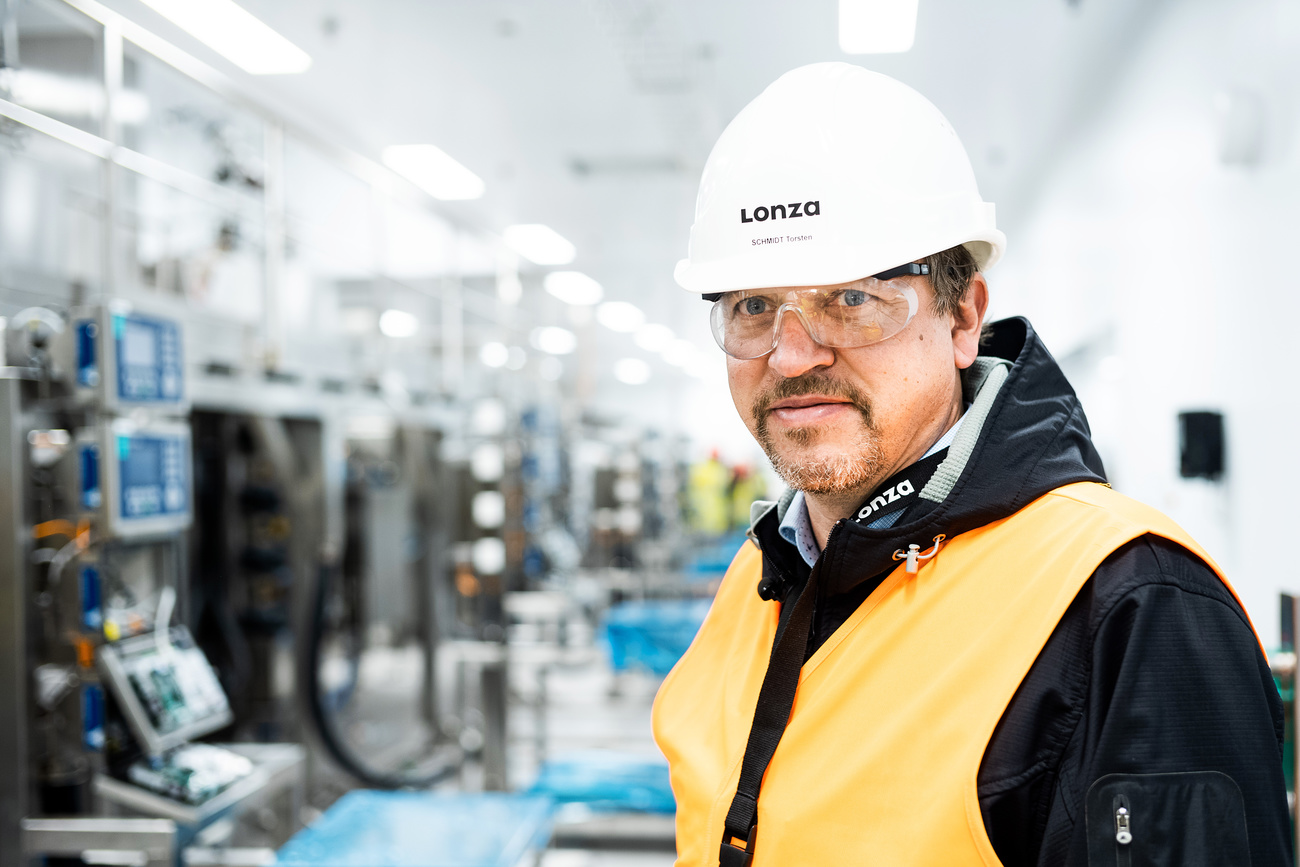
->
<box><xmin>33</xmin><ymin>519</ymin><xmax>77</xmax><ymax>540</ymax></box>
<box><xmin>154</xmin><ymin>586</ymin><xmax>176</xmax><ymax>658</ymax></box>
<box><xmin>301</xmin><ymin>560</ymin><xmax>461</xmax><ymax>790</ymax></box>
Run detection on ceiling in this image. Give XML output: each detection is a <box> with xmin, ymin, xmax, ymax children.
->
<box><xmin>94</xmin><ymin>0</ymin><xmax>1167</xmax><ymax>434</ymax></box>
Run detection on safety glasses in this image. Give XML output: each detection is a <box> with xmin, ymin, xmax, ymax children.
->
<box><xmin>707</xmin><ymin>271</ymin><xmax>920</xmax><ymax>360</ymax></box>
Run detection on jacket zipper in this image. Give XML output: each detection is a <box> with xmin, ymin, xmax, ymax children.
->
<box><xmin>809</xmin><ymin>521</ymin><xmax>846</xmax><ymax>647</ymax></box>
<box><xmin>1114</xmin><ymin>793</ymin><xmax>1132</xmax><ymax>867</ymax></box>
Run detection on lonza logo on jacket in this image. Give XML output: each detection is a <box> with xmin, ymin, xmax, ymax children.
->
<box><xmin>740</xmin><ymin>201</ymin><xmax>821</xmax><ymax>223</ymax></box>
<box><xmin>857</xmin><ymin>479</ymin><xmax>915</xmax><ymax>521</ymax></box>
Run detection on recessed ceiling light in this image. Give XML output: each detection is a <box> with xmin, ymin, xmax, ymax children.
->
<box><xmin>839</xmin><ymin>0</ymin><xmax>920</xmax><ymax>54</ymax></box>
<box><xmin>383</xmin><ymin>144</ymin><xmax>485</xmax><ymax>201</ymax></box>
<box><xmin>138</xmin><ymin>0</ymin><xmax>312</xmax><ymax>74</ymax></box>
<box><xmin>614</xmin><ymin>358</ymin><xmax>651</xmax><ymax>385</ymax></box>
<box><xmin>635</xmin><ymin>323</ymin><xmax>675</xmax><ymax>352</ymax></box>
<box><xmin>531</xmin><ymin>326</ymin><xmax>577</xmax><ymax>355</ymax></box>
<box><xmin>379</xmin><ymin>309</ymin><xmax>418</xmax><ymax>338</ymax></box>
<box><xmin>596</xmin><ymin>302</ymin><xmax>645</xmax><ymax>333</ymax></box>
<box><xmin>503</xmin><ymin>224</ymin><xmax>576</xmax><ymax>265</ymax></box>
<box><xmin>479</xmin><ymin>342</ymin><xmax>509</xmax><ymax>368</ymax></box>
<box><xmin>543</xmin><ymin>271</ymin><xmax>603</xmax><ymax>306</ymax></box>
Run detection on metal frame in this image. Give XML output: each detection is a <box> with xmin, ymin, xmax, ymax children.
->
<box><xmin>0</xmin><ymin>0</ymin><xmax>503</xmax><ymax>383</ymax></box>
<box><xmin>0</xmin><ymin>373</ymin><xmax>32</xmax><ymax>867</ymax></box>
<box><xmin>22</xmin><ymin>817</ymin><xmax>176</xmax><ymax>867</ymax></box>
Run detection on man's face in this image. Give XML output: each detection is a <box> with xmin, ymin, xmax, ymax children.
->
<box><xmin>727</xmin><ymin>274</ymin><xmax>974</xmax><ymax>498</ymax></box>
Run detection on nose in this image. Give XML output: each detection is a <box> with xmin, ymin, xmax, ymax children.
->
<box><xmin>767</xmin><ymin>305</ymin><xmax>835</xmax><ymax>378</ymax></box>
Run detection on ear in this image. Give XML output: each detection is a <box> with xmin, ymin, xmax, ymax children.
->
<box><xmin>951</xmin><ymin>272</ymin><xmax>989</xmax><ymax>370</ymax></box>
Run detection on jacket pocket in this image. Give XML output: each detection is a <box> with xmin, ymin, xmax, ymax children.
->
<box><xmin>1085</xmin><ymin>771</ymin><xmax>1250</xmax><ymax>867</ymax></box>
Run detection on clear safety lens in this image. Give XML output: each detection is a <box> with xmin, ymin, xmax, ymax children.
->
<box><xmin>709</xmin><ymin>278</ymin><xmax>919</xmax><ymax>359</ymax></box>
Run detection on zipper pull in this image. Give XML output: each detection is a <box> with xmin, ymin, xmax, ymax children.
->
<box><xmin>1115</xmin><ymin>805</ymin><xmax>1132</xmax><ymax>845</ymax></box>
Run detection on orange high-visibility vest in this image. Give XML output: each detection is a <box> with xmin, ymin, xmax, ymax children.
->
<box><xmin>652</xmin><ymin>482</ymin><xmax>1257</xmax><ymax>866</ymax></box>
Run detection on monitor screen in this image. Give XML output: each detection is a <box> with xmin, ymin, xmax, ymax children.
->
<box><xmin>121</xmin><ymin>319</ymin><xmax>158</xmax><ymax>368</ymax></box>
<box><xmin>97</xmin><ymin>626</ymin><xmax>232</xmax><ymax>754</ymax></box>
<box><xmin>117</xmin><ymin>433</ymin><xmax>188</xmax><ymax>521</ymax></box>
<box><xmin>112</xmin><ymin>313</ymin><xmax>182</xmax><ymax>404</ymax></box>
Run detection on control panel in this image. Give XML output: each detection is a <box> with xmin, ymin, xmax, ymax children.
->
<box><xmin>67</xmin><ymin>306</ymin><xmax>186</xmax><ymax>411</ymax></box>
<box><xmin>76</xmin><ymin>419</ymin><xmax>192</xmax><ymax>538</ymax></box>
<box><xmin>96</xmin><ymin>626</ymin><xmax>233</xmax><ymax>756</ymax></box>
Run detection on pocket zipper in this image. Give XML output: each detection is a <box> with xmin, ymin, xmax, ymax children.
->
<box><xmin>1115</xmin><ymin>801</ymin><xmax>1132</xmax><ymax>844</ymax></box>
<box><xmin>1114</xmin><ymin>794</ymin><xmax>1132</xmax><ymax>866</ymax></box>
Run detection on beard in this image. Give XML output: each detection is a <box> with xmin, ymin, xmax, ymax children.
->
<box><xmin>752</xmin><ymin>372</ymin><xmax>884</xmax><ymax>494</ymax></box>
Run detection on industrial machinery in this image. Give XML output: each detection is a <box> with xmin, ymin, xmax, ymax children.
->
<box><xmin>1</xmin><ymin>304</ymin><xmax>308</xmax><ymax>865</ymax></box>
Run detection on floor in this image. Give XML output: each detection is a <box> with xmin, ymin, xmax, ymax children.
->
<box><xmin>305</xmin><ymin>624</ymin><xmax>679</xmax><ymax>867</ymax></box>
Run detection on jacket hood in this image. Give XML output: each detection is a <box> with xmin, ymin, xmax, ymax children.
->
<box><xmin>753</xmin><ymin>316</ymin><xmax>1107</xmax><ymax>597</ymax></box>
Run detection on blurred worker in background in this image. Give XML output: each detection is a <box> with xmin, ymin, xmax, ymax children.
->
<box><xmin>727</xmin><ymin>465</ymin><xmax>766</xmax><ymax>533</ymax></box>
<box><xmin>653</xmin><ymin>63</ymin><xmax>1289</xmax><ymax>866</ymax></box>
<box><xmin>687</xmin><ymin>449</ymin><xmax>733</xmax><ymax>537</ymax></box>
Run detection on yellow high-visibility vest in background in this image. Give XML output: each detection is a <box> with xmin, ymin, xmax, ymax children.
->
<box><xmin>653</xmin><ymin>482</ymin><xmax>1255</xmax><ymax>866</ymax></box>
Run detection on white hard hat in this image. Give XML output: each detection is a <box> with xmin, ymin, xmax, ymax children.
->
<box><xmin>675</xmin><ymin>62</ymin><xmax>1005</xmax><ymax>294</ymax></box>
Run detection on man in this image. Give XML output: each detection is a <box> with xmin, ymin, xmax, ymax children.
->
<box><xmin>652</xmin><ymin>63</ymin><xmax>1289</xmax><ymax>866</ymax></box>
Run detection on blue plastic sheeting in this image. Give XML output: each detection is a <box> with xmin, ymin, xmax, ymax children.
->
<box><xmin>275</xmin><ymin>791</ymin><xmax>554</xmax><ymax>867</ymax></box>
<box><xmin>526</xmin><ymin>751</ymin><xmax>675</xmax><ymax>814</ymax></box>
<box><xmin>602</xmin><ymin>598</ymin><xmax>711</xmax><ymax>676</ymax></box>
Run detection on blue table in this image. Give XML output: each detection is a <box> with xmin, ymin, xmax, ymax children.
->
<box><xmin>602</xmin><ymin>599</ymin><xmax>712</xmax><ymax>676</ymax></box>
<box><xmin>275</xmin><ymin>791</ymin><xmax>554</xmax><ymax>867</ymax></box>
<box><xmin>527</xmin><ymin>751</ymin><xmax>675</xmax><ymax>813</ymax></box>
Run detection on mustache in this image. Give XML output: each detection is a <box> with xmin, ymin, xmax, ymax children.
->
<box><xmin>751</xmin><ymin>372</ymin><xmax>875</xmax><ymax>424</ymax></box>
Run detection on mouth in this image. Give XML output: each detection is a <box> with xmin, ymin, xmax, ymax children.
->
<box><xmin>752</xmin><ymin>373</ymin><xmax>874</xmax><ymax>445</ymax></box>
<box><xmin>768</xmin><ymin>395</ymin><xmax>851</xmax><ymax>411</ymax></box>
<box><xmin>765</xmin><ymin>394</ymin><xmax>858</xmax><ymax>427</ymax></box>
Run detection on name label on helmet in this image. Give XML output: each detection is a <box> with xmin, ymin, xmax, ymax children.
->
<box><xmin>740</xmin><ymin>201</ymin><xmax>820</xmax><ymax>223</ymax></box>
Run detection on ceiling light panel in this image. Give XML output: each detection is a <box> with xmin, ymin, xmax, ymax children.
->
<box><xmin>839</xmin><ymin>0</ymin><xmax>920</xmax><ymax>54</ymax></box>
<box><xmin>383</xmin><ymin>144</ymin><xmax>485</xmax><ymax>201</ymax></box>
<box><xmin>503</xmin><ymin>224</ymin><xmax>576</xmax><ymax>265</ymax></box>
<box><xmin>379</xmin><ymin>309</ymin><xmax>419</xmax><ymax>338</ymax></box>
<box><xmin>531</xmin><ymin>326</ymin><xmax>577</xmax><ymax>355</ymax></box>
<box><xmin>543</xmin><ymin>271</ymin><xmax>603</xmax><ymax>306</ymax></box>
<box><xmin>138</xmin><ymin>0</ymin><xmax>312</xmax><ymax>74</ymax></box>
<box><xmin>614</xmin><ymin>358</ymin><xmax>651</xmax><ymax>385</ymax></box>
<box><xmin>480</xmin><ymin>342</ymin><xmax>509</xmax><ymax>368</ymax></box>
<box><xmin>596</xmin><ymin>302</ymin><xmax>645</xmax><ymax>333</ymax></box>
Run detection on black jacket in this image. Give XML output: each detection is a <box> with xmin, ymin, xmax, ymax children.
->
<box><xmin>749</xmin><ymin>318</ymin><xmax>1290</xmax><ymax>866</ymax></box>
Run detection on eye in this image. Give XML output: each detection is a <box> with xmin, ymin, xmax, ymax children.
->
<box><xmin>740</xmin><ymin>296</ymin><xmax>768</xmax><ymax>316</ymax></box>
<box><xmin>840</xmin><ymin>289</ymin><xmax>868</xmax><ymax>307</ymax></box>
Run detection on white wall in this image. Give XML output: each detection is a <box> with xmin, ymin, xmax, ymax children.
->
<box><xmin>995</xmin><ymin>0</ymin><xmax>1300</xmax><ymax>647</ymax></box>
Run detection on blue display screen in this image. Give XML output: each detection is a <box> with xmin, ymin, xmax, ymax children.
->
<box><xmin>79</xmin><ymin>444</ymin><xmax>101</xmax><ymax>511</ymax></box>
<box><xmin>81</xmin><ymin>565</ymin><xmax>102</xmax><ymax>630</ymax></box>
<box><xmin>112</xmin><ymin>314</ymin><xmax>182</xmax><ymax>403</ymax></box>
<box><xmin>83</xmin><ymin>684</ymin><xmax>104</xmax><ymax>751</ymax></box>
<box><xmin>117</xmin><ymin>434</ymin><xmax>188</xmax><ymax>520</ymax></box>
<box><xmin>76</xmin><ymin>321</ymin><xmax>99</xmax><ymax>388</ymax></box>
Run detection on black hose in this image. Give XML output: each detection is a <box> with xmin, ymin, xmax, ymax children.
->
<box><xmin>302</xmin><ymin>561</ymin><xmax>461</xmax><ymax>789</ymax></box>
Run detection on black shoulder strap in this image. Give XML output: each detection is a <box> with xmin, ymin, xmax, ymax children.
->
<box><xmin>719</xmin><ymin>556</ymin><xmax>822</xmax><ymax>866</ymax></box>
